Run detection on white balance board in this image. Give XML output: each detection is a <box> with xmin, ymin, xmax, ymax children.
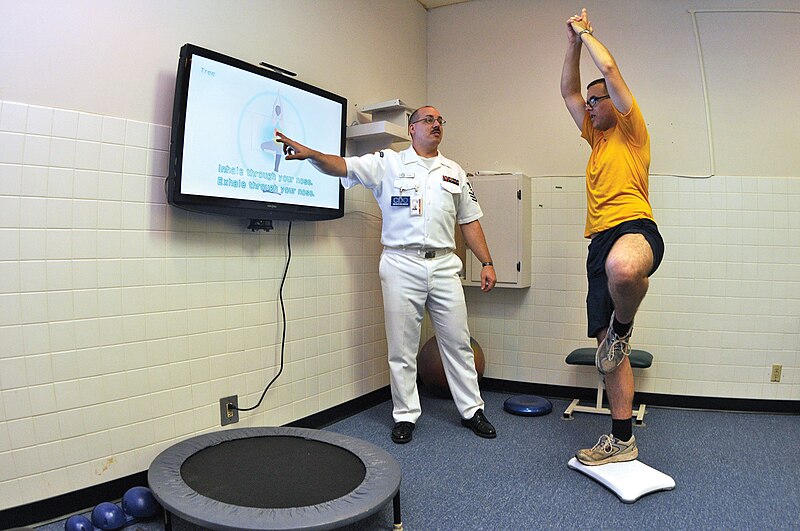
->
<box><xmin>568</xmin><ymin>457</ymin><xmax>676</xmax><ymax>503</ymax></box>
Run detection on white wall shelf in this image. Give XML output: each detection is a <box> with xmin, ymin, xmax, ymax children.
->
<box><xmin>346</xmin><ymin>99</ymin><xmax>415</xmax><ymax>148</ymax></box>
<box><xmin>345</xmin><ymin>120</ymin><xmax>409</xmax><ymax>143</ymax></box>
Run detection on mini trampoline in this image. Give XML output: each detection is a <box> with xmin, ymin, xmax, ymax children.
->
<box><xmin>148</xmin><ymin>427</ymin><xmax>402</xmax><ymax>530</ymax></box>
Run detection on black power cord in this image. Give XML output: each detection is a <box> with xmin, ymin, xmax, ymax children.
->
<box><xmin>233</xmin><ymin>220</ymin><xmax>292</xmax><ymax>413</ymax></box>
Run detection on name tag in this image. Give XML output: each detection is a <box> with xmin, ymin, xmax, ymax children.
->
<box><xmin>391</xmin><ymin>196</ymin><xmax>410</xmax><ymax>206</ymax></box>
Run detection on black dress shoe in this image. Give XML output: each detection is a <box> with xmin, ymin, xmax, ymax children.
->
<box><xmin>391</xmin><ymin>421</ymin><xmax>415</xmax><ymax>444</ymax></box>
<box><xmin>461</xmin><ymin>409</ymin><xmax>497</xmax><ymax>438</ymax></box>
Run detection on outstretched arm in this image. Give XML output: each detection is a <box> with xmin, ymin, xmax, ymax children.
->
<box><xmin>460</xmin><ymin>220</ymin><xmax>496</xmax><ymax>292</ymax></box>
<box><xmin>561</xmin><ymin>12</ymin><xmax>588</xmax><ymax>129</ymax></box>
<box><xmin>569</xmin><ymin>8</ymin><xmax>633</xmax><ymax>114</ymax></box>
<box><xmin>275</xmin><ymin>131</ymin><xmax>348</xmax><ymax>177</ymax></box>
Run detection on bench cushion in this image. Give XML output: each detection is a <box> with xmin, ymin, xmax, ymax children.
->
<box><xmin>566</xmin><ymin>347</ymin><xmax>652</xmax><ymax>369</ymax></box>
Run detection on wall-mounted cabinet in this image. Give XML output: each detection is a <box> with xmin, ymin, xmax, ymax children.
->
<box><xmin>461</xmin><ymin>172</ymin><xmax>531</xmax><ymax>289</ymax></box>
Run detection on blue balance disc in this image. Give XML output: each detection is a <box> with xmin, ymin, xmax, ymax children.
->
<box><xmin>503</xmin><ymin>395</ymin><xmax>553</xmax><ymax>416</ymax></box>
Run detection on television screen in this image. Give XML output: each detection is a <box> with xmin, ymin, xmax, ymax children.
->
<box><xmin>167</xmin><ymin>44</ymin><xmax>346</xmax><ymax>225</ymax></box>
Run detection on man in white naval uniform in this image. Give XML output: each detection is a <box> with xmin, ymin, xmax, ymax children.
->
<box><xmin>276</xmin><ymin>106</ymin><xmax>497</xmax><ymax>444</ymax></box>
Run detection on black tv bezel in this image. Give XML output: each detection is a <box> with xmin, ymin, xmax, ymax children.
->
<box><xmin>166</xmin><ymin>43</ymin><xmax>346</xmax><ymax>223</ymax></box>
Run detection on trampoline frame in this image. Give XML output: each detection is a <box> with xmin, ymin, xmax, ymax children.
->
<box><xmin>148</xmin><ymin>427</ymin><xmax>402</xmax><ymax>530</ymax></box>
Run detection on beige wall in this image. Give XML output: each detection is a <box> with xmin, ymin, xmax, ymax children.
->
<box><xmin>427</xmin><ymin>0</ymin><xmax>800</xmax><ymax>177</ymax></box>
<box><xmin>0</xmin><ymin>0</ymin><xmax>428</xmax><ymax>129</ymax></box>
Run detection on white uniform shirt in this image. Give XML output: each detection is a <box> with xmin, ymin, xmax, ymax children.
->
<box><xmin>342</xmin><ymin>146</ymin><xmax>482</xmax><ymax>249</ymax></box>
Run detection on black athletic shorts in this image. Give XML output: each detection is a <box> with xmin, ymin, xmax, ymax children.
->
<box><xmin>586</xmin><ymin>218</ymin><xmax>664</xmax><ymax>338</ymax></box>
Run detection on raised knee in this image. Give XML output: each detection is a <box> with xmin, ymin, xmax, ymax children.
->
<box><xmin>606</xmin><ymin>258</ymin><xmax>645</xmax><ymax>290</ymax></box>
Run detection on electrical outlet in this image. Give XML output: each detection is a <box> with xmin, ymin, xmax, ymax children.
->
<box><xmin>219</xmin><ymin>395</ymin><xmax>239</xmax><ymax>425</ymax></box>
<box><xmin>770</xmin><ymin>364</ymin><xmax>782</xmax><ymax>383</ymax></box>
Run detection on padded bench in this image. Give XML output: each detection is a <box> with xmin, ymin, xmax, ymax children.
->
<box><xmin>563</xmin><ymin>347</ymin><xmax>653</xmax><ymax>425</ymax></box>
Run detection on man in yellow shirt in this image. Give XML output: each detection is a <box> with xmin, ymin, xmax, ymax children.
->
<box><xmin>561</xmin><ymin>8</ymin><xmax>665</xmax><ymax>465</ymax></box>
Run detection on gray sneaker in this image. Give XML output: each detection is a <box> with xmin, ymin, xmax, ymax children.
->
<box><xmin>576</xmin><ymin>433</ymin><xmax>638</xmax><ymax>466</ymax></box>
<box><xmin>595</xmin><ymin>312</ymin><xmax>632</xmax><ymax>374</ymax></box>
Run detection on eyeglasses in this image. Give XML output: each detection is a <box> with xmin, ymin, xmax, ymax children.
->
<box><xmin>411</xmin><ymin>116</ymin><xmax>446</xmax><ymax>126</ymax></box>
<box><xmin>585</xmin><ymin>95</ymin><xmax>610</xmax><ymax>107</ymax></box>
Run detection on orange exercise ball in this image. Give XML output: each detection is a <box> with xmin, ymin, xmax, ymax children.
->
<box><xmin>418</xmin><ymin>336</ymin><xmax>485</xmax><ymax>398</ymax></box>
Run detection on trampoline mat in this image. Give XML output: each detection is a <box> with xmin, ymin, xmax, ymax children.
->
<box><xmin>148</xmin><ymin>427</ymin><xmax>402</xmax><ymax>531</ymax></box>
<box><xmin>180</xmin><ymin>436</ymin><xmax>366</xmax><ymax>508</ymax></box>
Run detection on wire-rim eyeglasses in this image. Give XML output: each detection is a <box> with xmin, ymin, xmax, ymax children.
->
<box><xmin>411</xmin><ymin>116</ymin><xmax>447</xmax><ymax>126</ymax></box>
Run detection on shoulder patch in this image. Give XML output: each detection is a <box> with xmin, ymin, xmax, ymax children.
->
<box><xmin>467</xmin><ymin>181</ymin><xmax>477</xmax><ymax>202</ymax></box>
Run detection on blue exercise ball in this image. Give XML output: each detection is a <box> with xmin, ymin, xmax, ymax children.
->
<box><xmin>122</xmin><ymin>486</ymin><xmax>160</xmax><ymax>518</ymax></box>
<box><xmin>91</xmin><ymin>501</ymin><xmax>126</xmax><ymax>530</ymax></box>
<box><xmin>64</xmin><ymin>515</ymin><xmax>92</xmax><ymax>531</ymax></box>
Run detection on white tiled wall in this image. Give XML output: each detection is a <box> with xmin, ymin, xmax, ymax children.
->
<box><xmin>0</xmin><ymin>101</ymin><xmax>388</xmax><ymax>509</ymax></box>
<box><xmin>467</xmin><ymin>174</ymin><xmax>799</xmax><ymax>401</ymax></box>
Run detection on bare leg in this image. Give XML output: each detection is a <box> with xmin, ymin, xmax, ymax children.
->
<box><xmin>597</xmin><ymin>327</ymin><xmax>635</xmax><ymax>419</ymax></box>
<box><xmin>602</xmin><ymin>233</ymin><xmax>653</xmax><ymax>417</ymax></box>
<box><xmin>605</xmin><ymin>233</ymin><xmax>652</xmax><ymax>324</ymax></box>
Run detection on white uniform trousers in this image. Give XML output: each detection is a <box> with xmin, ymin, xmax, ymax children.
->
<box><xmin>379</xmin><ymin>249</ymin><xmax>485</xmax><ymax>424</ymax></box>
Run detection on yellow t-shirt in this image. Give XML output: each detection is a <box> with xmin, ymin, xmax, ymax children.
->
<box><xmin>581</xmin><ymin>97</ymin><xmax>653</xmax><ymax>238</ymax></box>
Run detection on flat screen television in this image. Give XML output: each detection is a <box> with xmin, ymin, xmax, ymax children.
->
<box><xmin>167</xmin><ymin>44</ymin><xmax>346</xmax><ymax>229</ymax></box>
